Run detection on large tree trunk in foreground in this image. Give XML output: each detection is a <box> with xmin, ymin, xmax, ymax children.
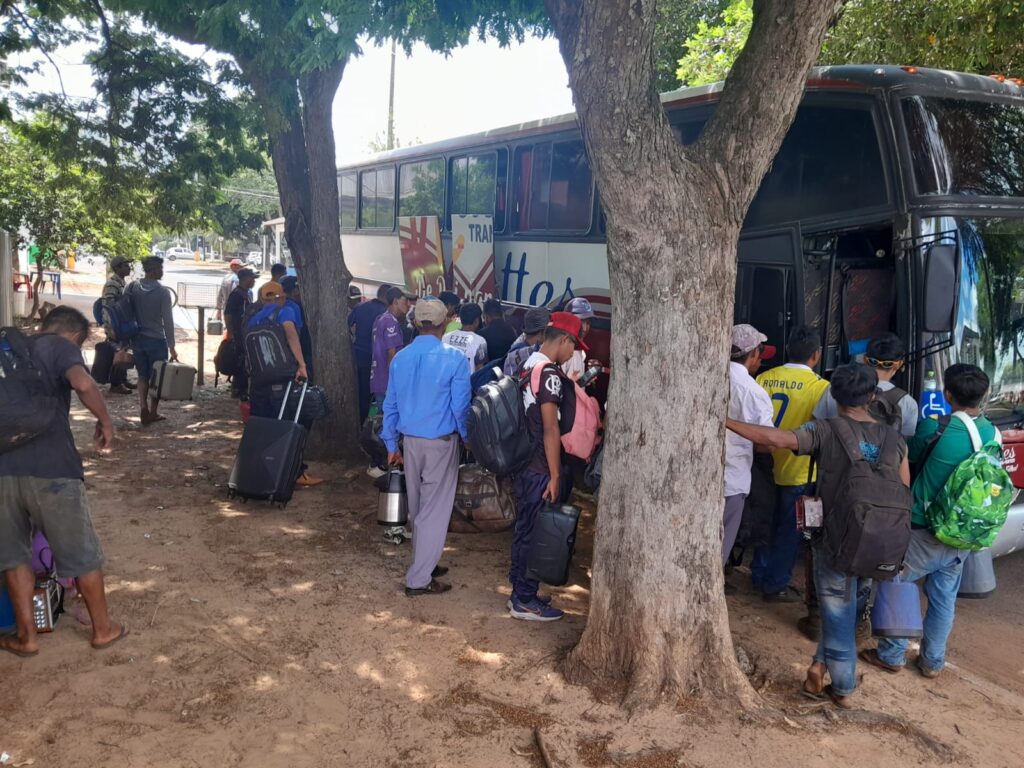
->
<box><xmin>545</xmin><ymin>0</ymin><xmax>842</xmax><ymax>708</ymax></box>
<box><xmin>246</xmin><ymin>62</ymin><xmax>361</xmax><ymax>463</ymax></box>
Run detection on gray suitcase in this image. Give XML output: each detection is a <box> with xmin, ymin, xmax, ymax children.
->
<box><xmin>150</xmin><ymin>361</ymin><xmax>196</xmax><ymax>400</ymax></box>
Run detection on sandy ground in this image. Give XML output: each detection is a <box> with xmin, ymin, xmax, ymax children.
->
<box><xmin>3</xmin><ymin>333</ymin><xmax>1024</xmax><ymax>768</ymax></box>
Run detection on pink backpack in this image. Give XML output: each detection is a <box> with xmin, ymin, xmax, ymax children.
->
<box><xmin>529</xmin><ymin>363</ymin><xmax>602</xmax><ymax>462</ymax></box>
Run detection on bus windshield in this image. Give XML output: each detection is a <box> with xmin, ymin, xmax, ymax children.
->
<box><xmin>945</xmin><ymin>217</ymin><xmax>1024</xmax><ymax>407</ymax></box>
<box><xmin>902</xmin><ymin>95</ymin><xmax>1024</xmax><ymax>198</ymax></box>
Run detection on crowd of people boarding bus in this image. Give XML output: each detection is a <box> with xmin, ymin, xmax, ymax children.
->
<box><xmin>1</xmin><ymin>262</ymin><xmax>1012</xmax><ymax>713</ymax></box>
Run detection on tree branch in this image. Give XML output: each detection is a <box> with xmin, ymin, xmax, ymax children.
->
<box><xmin>693</xmin><ymin>0</ymin><xmax>846</xmax><ymax>221</ymax></box>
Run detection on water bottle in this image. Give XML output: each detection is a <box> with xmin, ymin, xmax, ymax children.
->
<box><xmin>924</xmin><ymin>370</ymin><xmax>938</xmax><ymax>391</ymax></box>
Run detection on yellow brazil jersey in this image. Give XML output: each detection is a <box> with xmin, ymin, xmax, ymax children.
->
<box><xmin>756</xmin><ymin>364</ymin><xmax>830</xmax><ymax>486</ymax></box>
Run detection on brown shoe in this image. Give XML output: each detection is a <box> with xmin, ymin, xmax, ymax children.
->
<box><xmin>296</xmin><ymin>472</ymin><xmax>324</xmax><ymax>487</ymax></box>
<box><xmin>859</xmin><ymin>648</ymin><xmax>903</xmax><ymax>675</ymax></box>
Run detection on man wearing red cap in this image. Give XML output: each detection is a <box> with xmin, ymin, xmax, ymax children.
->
<box><xmin>508</xmin><ymin>311</ymin><xmax>587</xmax><ymax>622</ymax></box>
<box><xmin>724</xmin><ymin>325</ymin><xmax>776</xmax><ymax>568</ymax></box>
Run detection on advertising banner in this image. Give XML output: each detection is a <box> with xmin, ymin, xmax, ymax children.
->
<box><xmin>450</xmin><ymin>214</ymin><xmax>496</xmax><ymax>303</ymax></box>
<box><xmin>398</xmin><ymin>215</ymin><xmax>446</xmax><ymax>296</ymax></box>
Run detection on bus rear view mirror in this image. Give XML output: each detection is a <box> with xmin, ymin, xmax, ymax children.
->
<box><xmin>922</xmin><ymin>243</ymin><xmax>959</xmax><ymax>333</ymax></box>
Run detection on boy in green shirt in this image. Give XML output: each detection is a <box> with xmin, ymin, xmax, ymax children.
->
<box><xmin>862</xmin><ymin>363</ymin><xmax>996</xmax><ymax>679</ymax></box>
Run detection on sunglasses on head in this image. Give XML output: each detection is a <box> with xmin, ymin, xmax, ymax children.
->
<box><xmin>865</xmin><ymin>356</ymin><xmax>902</xmax><ymax>370</ymax></box>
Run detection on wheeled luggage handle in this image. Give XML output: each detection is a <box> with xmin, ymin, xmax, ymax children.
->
<box><xmin>277</xmin><ymin>379</ymin><xmax>309</xmax><ymax>423</ymax></box>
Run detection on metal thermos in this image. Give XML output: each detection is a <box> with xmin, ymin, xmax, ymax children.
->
<box><xmin>376</xmin><ymin>470</ymin><xmax>408</xmax><ymax>526</ymax></box>
<box><xmin>958</xmin><ymin>549</ymin><xmax>997</xmax><ymax>599</ymax></box>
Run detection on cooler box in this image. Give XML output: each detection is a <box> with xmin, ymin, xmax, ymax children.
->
<box><xmin>151</xmin><ymin>361</ymin><xmax>196</xmax><ymax>400</ymax></box>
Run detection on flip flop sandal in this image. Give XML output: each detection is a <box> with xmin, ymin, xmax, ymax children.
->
<box><xmin>0</xmin><ymin>640</ymin><xmax>39</xmax><ymax>658</ymax></box>
<box><xmin>800</xmin><ymin>662</ymin><xmax>827</xmax><ymax>700</ymax></box>
<box><xmin>91</xmin><ymin>624</ymin><xmax>130</xmax><ymax>651</ymax></box>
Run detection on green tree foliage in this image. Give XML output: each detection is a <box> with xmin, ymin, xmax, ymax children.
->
<box><xmin>822</xmin><ymin>0</ymin><xmax>1024</xmax><ymax>74</ymax></box>
<box><xmin>675</xmin><ymin>0</ymin><xmax>751</xmax><ymax>87</ymax></box>
<box><xmin>2</xmin><ymin>2</ymin><xmax>264</xmax><ymax>234</ymax></box>
<box><xmin>669</xmin><ymin>0</ymin><xmax>1024</xmax><ymax>89</ymax></box>
<box><xmin>0</xmin><ymin>126</ymin><xmax>150</xmax><ymax>313</ymax></box>
<box><xmin>654</xmin><ymin>0</ymin><xmax>729</xmax><ymax>91</ymax></box>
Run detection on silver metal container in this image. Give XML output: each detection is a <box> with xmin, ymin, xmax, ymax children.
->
<box><xmin>207</xmin><ymin>319</ymin><xmax>224</xmax><ymax>336</ymax></box>
<box><xmin>377</xmin><ymin>470</ymin><xmax>408</xmax><ymax>525</ymax></box>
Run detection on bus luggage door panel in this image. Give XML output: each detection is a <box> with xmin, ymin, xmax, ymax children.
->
<box><xmin>735</xmin><ymin>228</ymin><xmax>801</xmax><ymax>368</ymax></box>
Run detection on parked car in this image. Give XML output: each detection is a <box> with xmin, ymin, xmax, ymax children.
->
<box><xmin>164</xmin><ymin>246</ymin><xmax>192</xmax><ymax>261</ymax></box>
<box><xmin>246</xmin><ymin>250</ymin><xmax>262</xmax><ymax>267</ymax></box>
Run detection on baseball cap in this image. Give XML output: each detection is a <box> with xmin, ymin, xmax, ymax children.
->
<box><xmin>731</xmin><ymin>323</ymin><xmax>776</xmax><ymax>360</ymax></box>
<box><xmin>523</xmin><ymin>307</ymin><xmax>551</xmax><ymax>334</ymax></box>
<box><xmin>110</xmin><ymin>256</ymin><xmax>129</xmax><ymax>268</ymax></box>
<box><xmin>413</xmin><ymin>296</ymin><xmax>447</xmax><ymax>327</ymax></box>
<box><xmin>259</xmin><ymin>280</ymin><xmax>283</xmax><ymax>301</ymax></box>
<box><xmin>236</xmin><ymin>268</ymin><xmax>256</xmax><ymax>281</ymax></box>
<box><xmin>548</xmin><ymin>311</ymin><xmax>589</xmax><ymax>352</ymax></box>
<box><xmin>347</xmin><ymin>283</ymin><xmax>362</xmax><ymax>299</ymax></box>
<box><xmin>566</xmin><ymin>297</ymin><xmax>595</xmax><ymax>320</ymax></box>
<box><xmin>229</xmin><ymin>258</ymin><xmax>242</xmax><ymax>267</ymax></box>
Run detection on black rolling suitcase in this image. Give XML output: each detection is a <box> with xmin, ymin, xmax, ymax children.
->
<box><xmin>91</xmin><ymin>341</ymin><xmax>116</xmax><ymax>385</ymax></box>
<box><xmin>228</xmin><ymin>381</ymin><xmax>309</xmax><ymax>506</ymax></box>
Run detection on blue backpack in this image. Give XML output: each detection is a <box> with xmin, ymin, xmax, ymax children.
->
<box><xmin>93</xmin><ymin>284</ymin><xmax>140</xmax><ymax>342</ymax></box>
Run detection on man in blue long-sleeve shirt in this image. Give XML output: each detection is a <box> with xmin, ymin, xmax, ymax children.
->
<box><xmin>381</xmin><ymin>296</ymin><xmax>471</xmax><ymax>596</ymax></box>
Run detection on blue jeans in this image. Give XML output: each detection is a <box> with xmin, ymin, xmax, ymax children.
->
<box><xmin>813</xmin><ymin>549</ymin><xmax>865</xmax><ymax>697</ymax></box>
<box><xmin>877</xmin><ymin>529</ymin><xmax>967</xmax><ymax>672</ymax></box>
<box><xmin>751</xmin><ymin>484</ymin><xmax>810</xmax><ymax>594</ymax></box>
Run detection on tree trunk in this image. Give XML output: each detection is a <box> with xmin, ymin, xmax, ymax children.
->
<box><xmin>544</xmin><ymin>0</ymin><xmax>842</xmax><ymax>708</ymax></box>
<box><xmin>246</xmin><ymin>62</ymin><xmax>361</xmax><ymax>463</ymax></box>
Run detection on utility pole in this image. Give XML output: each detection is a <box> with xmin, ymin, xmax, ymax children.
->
<box><xmin>386</xmin><ymin>38</ymin><xmax>396</xmax><ymax>151</ymax></box>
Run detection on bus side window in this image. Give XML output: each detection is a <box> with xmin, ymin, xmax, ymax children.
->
<box><xmin>449</xmin><ymin>151</ymin><xmax>505</xmax><ymax>231</ymax></box>
<box><xmin>514</xmin><ymin>140</ymin><xmax>593</xmax><ymax>233</ymax></box>
<box><xmin>399</xmin><ymin>158</ymin><xmax>445</xmax><ymax>221</ymax></box>
<box><xmin>339</xmin><ymin>172</ymin><xmax>357</xmax><ymax>229</ymax></box>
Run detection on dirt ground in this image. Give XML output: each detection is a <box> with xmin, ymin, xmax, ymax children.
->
<box><xmin>3</xmin><ymin>333</ymin><xmax>1024</xmax><ymax>768</ymax></box>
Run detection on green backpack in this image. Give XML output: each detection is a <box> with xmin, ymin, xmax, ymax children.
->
<box><xmin>924</xmin><ymin>412</ymin><xmax>1013</xmax><ymax>551</ymax></box>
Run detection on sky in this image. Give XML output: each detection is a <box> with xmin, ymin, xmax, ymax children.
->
<box><xmin>335</xmin><ymin>36</ymin><xmax>576</xmax><ymax>164</ymax></box>
<box><xmin>17</xmin><ymin>33</ymin><xmax>576</xmax><ymax>168</ymax></box>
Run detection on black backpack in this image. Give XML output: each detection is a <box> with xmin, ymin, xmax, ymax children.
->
<box><xmin>0</xmin><ymin>328</ymin><xmax>59</xmax><ymax>454</ymax></box>
<box><xmin>821</xmin><ymin>418</ymin><xmax>912</xmax><ymax>580</ymax></box>
<box><xmin>868</xmin><ymin>386</ymin><xmax>907</xmax><ymax>431</ymax></box>
<box><xmin>243</xmin><ymin>306</ymin><xmax>298</xmax><ymax>387</ymax></box>
<box><xmin>467</xmin><ymin>372</ymin><xmax>533</xmax><ymax>477</ymax></box>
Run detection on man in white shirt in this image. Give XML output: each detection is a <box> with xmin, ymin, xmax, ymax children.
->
<box><xmin>216</xmin><ymin>259</ymin><xmax>243</xmax><ymax>320</ymax></box>
<box><xmin>724</xmin><ymin>324</ymin><xmax>776</xmax><ymax>565</ymax></box>
<box><xmin>443</xmin><ymin>303</ymin><xmax>489</xmax><ymax>373</ymax></box>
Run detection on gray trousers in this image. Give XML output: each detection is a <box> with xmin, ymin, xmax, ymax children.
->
<box><xmin>403</xmin><ymin>435</ymin><xmax>460</xmax><ymax>589</ymax></box>
<box><xmin>723</xmin><ymin>494</ymin><xmax>747</xmax><ymax>564</ymax></box>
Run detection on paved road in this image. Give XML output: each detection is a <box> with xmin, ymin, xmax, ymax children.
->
<box><xmin>51</xmin><ymin>259</ymin><xmax>233</xmax><ymax>334</ymax></box>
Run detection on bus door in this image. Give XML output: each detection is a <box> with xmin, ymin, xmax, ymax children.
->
<box><xmin>735</xmin><ymin>228</ymin><xmax>801</xmax><ymax>368</ymax></box>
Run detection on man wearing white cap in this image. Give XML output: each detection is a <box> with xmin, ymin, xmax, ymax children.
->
<box><xmin>216</xmin><ymin>258</ymin><xmax>244</xmax><ymax>320</ymax></box>
<box><xmin>724</xmin><ymin>325</ymin><xmax>776</xmax><ymax>567</ymax></box>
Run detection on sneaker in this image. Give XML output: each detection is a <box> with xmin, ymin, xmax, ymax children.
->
<box><xmin>915</xmin><ymin>657</ymin><xmax>942</xmax><ymax>679</ymax></box>
<box><xmin>506</xmin><ymin>594</ymin><xmax>552</xmax><ymax>610</ymax></box>
<box><xmin>509</xmin><ymin>596</ymin><xmax>563</xmax><ymax>622</ymax></box>
<box><xmin>108</xmin><ymin>384</ymin><xmax>132</xmax><ymax>395</ymax></box>
<box><xmin>366</xmin><ymin>466</ymin><xmax>386</xmax><ymax>479</ymax></box>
